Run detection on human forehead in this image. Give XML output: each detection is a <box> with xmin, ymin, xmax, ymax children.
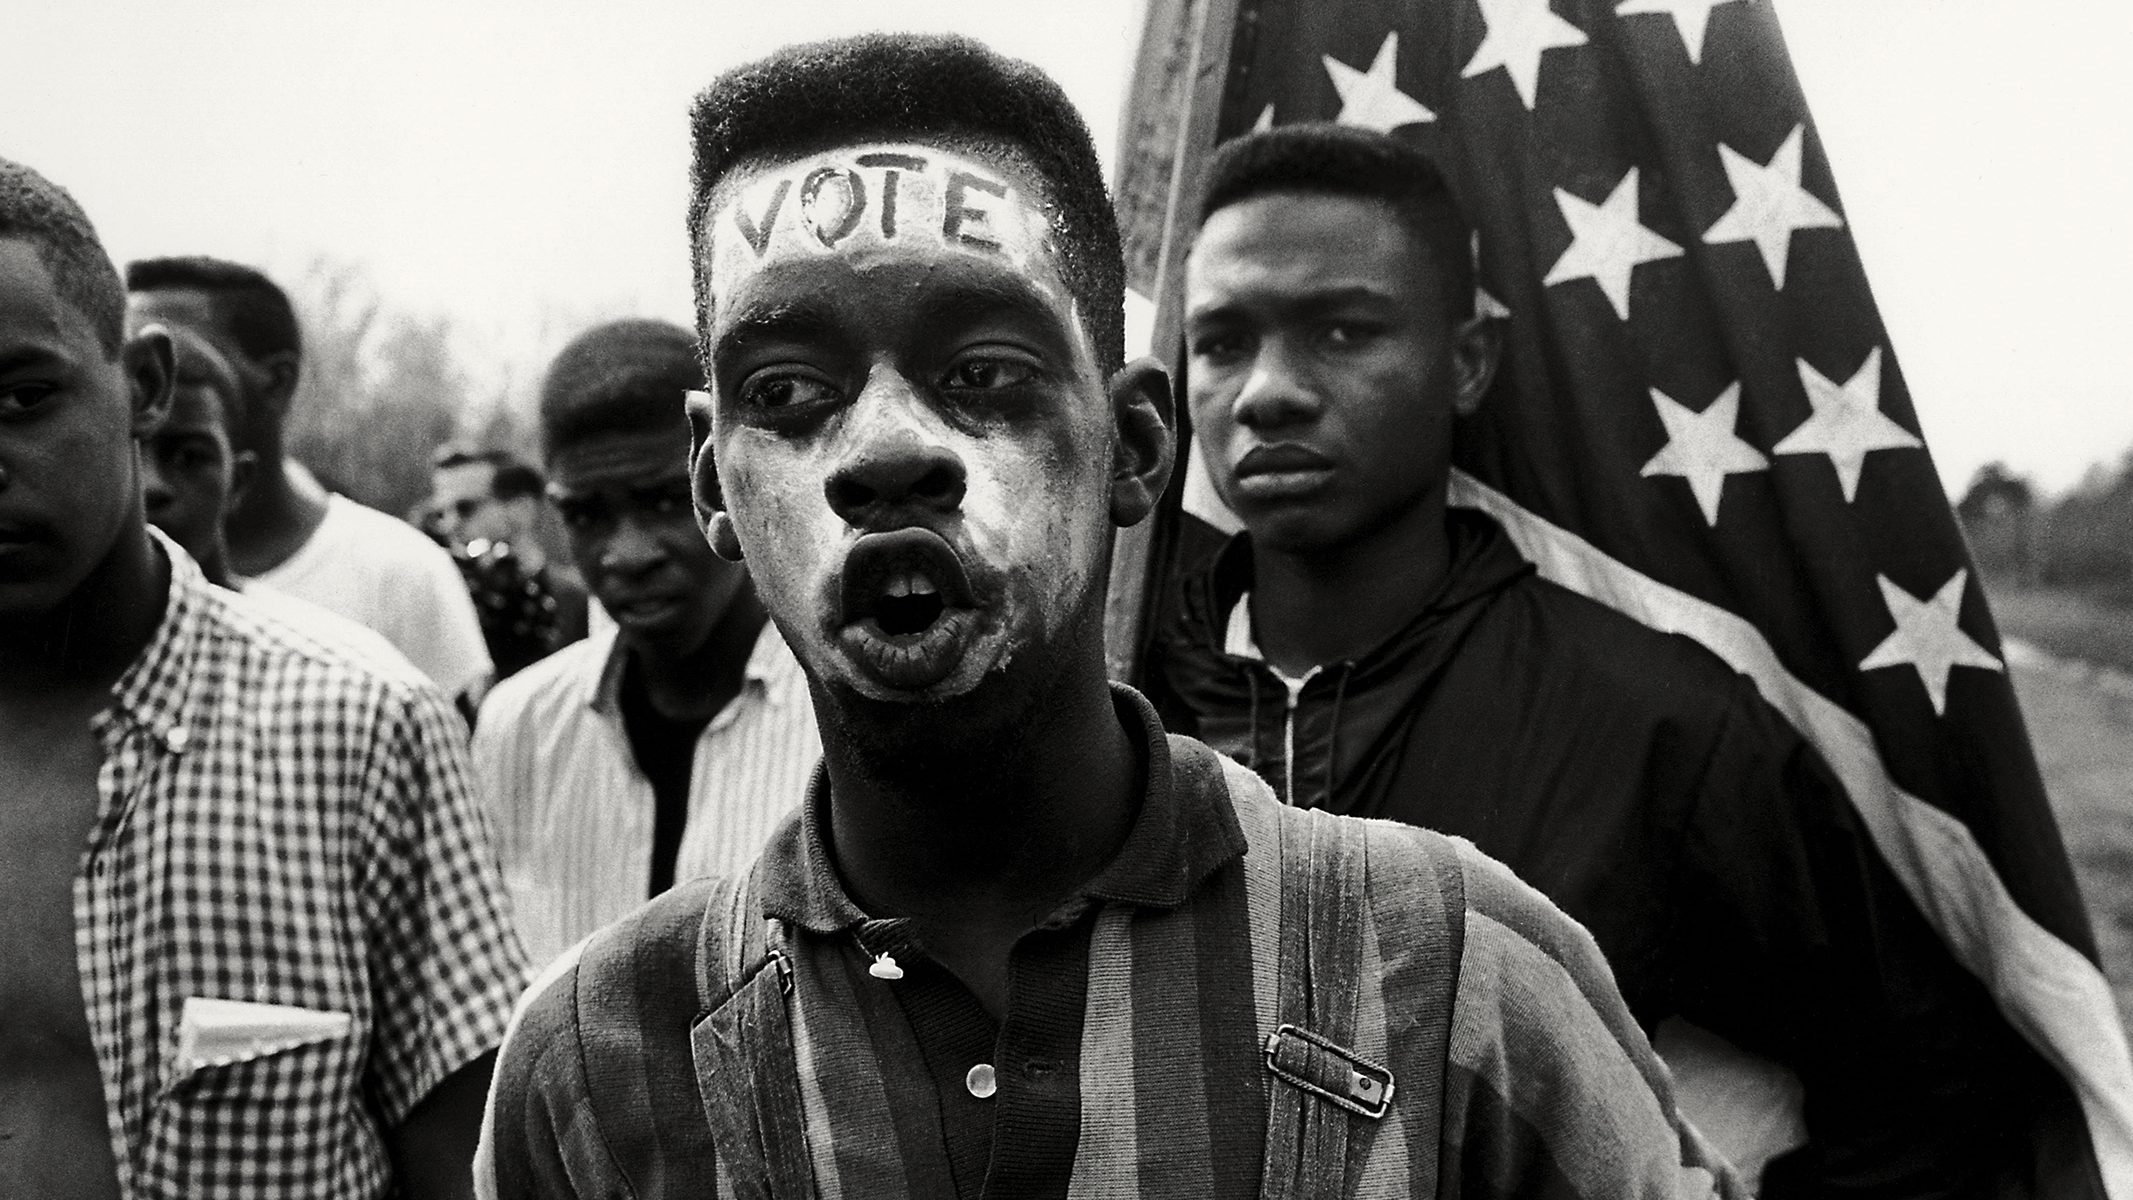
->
<box><xmin>701</xmin><ymin>140</ymin><xmax>1070</xmax><ymax>314</ymax></box>
<box><xmin>159</xmin><ymin>379</ymin><xmax>234</xmax><ymax>440</ymax></box>
<box><xmin>0</xmin><ymin>238</ymin><xmax>100</xmax><ymax>356</ymax></box>
<box><xmin>128</xmin><ymin>286</ymin><xmax>219</xmax><ymax>331</ymax></box>
<box><xmin>1188</xmin><ymin>193</ymin><xmax>1439</xmax><ymax>312</ymax></box>
<box><xmin>1195</xmin><ymin>191</ymin><xmax>1426</xmax><ymax>275</ymax></box>
<box><xmin>546</xmin><ymin>429</ymin><xmax>692</xmax><ymax>494</ymax></box>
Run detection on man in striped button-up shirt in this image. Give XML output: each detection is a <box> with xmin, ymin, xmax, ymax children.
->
<box><xmin>474</xmin><ymin>319</ymin><xmax>818</xmax><ymax>967</ymax></box>
<box><xmin>478</xmin><ymin>34</ymin><xmax>1738</xmax><ymax>1198</ymax></box>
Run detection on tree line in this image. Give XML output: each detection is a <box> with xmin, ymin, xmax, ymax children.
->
<box><xmin>280</xmin><ymin>260</ymin><xmax>542</xmax><ymax>522</ymax></box>
<box><xmin>1960</xmin><ymin>453</ymin><xmax>2133</xmax><ymax>599</ymax></box>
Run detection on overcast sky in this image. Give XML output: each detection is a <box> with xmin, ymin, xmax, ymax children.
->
<box><xmin>8</xmin><ymin>0</ymin><xmax>2127</xmax><ymax>495</ymax></box>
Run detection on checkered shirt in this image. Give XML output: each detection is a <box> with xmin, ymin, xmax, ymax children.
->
<box><xmin>79</xmin><ymin>533</ymin><xmax>530</xmax><ymax>1198</ymax></box>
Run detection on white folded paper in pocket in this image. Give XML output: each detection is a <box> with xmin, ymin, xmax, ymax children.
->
<box><xmin>174</xmin><ymin>997</ymin><xmax>354</xmax><ymax>1073</ymax></box>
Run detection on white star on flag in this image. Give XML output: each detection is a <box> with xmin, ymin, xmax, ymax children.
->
<box><xmin>1639</xmin><ymin>382</ymin><xmax>1768</xmax><ymax>525</ymax></box>
<box><xmin>1324</xmin><ymin>33</ymin><xmax>1435</xmax><ymax>132</ymax></box>
<box><xmin>1614</xmin><ymin>0</ymin><xmax>1744</xmax><ymax>66</ymax></box>
<box><xmin>1858</xmin><ymin>569</ymin><xmax>2003</xmax><ymax>716</ymax></box>
<box><xmin>1463</xmin><ymin>0</ymin><xmax>1589</xmax><ymax>110</ymax></box>
<box><xmin>1702</xmin><ymin>125</ymin><xmax>1843</xmax><ymax>290</ymax></box>
<box><xmin>1473</xmin><ymin>231</ymin><xmax>1511</xmax><ymax>319</ymax></box>
<box><xmin>1543</xmin><ymin>167</ymin><xmax>1683</xmax><ymax>320</ymax></box>
<box><xmin>1773</xmin><ymin>348</ymin><xmax>1921</xmax><ymax>502</ymax></box>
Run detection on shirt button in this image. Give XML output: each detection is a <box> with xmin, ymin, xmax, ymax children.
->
<box><xmin>965</xmin><ymin>1063</ymin><xmax>998</xmax><ymax>1100</ymax></box>
<box><xmin>166</xmin><ymin>726</ymin><xmax>190</xmax><ymax>752</ymax></box>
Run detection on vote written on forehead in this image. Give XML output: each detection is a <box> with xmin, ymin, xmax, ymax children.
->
<box><xmin>712</xmin><ymin>148</ymin><xmax>1062</xmax><ymax>286</ymax></box>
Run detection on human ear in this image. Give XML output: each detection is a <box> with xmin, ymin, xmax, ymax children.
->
<box><xmin>686</xmin><ymin>388</ymin><xmax>744</xmax><ymax>561</ymax></box>
<box><xmin>123</xmin><ymin>325</ymin><xmax>176</xmax><ymax>438</ymax></box>
<box><xmin>1106</xmin><ymin>357</ymin><xmax>1176</xmax><ymax>529</ymax></box>
<box><xmin>228</xmin><ymin>449</ymin><xmax>259</xmax><ymax>510</ymax></box>
<box><xmin>1450</xmin><ymin>314</ymin><xmax>1503</xmax><ymax>419</ymax></box>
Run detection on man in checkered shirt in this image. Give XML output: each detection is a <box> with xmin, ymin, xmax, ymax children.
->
<box><xmin>0</xmin><ymin>156</ymin><xmax>528</xmax><ymax>1197</ymax></box>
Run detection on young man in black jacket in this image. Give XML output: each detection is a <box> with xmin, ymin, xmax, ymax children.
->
<box><xmin>1145</xmin><ymin>122</ymin><xmax>2080</xmax><ymax>1197</ymax></box>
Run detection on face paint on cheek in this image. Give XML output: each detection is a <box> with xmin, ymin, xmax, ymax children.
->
<box><xmin>717</xmin><ymin>437</ymin><xmax>835</xmax><ymax>636</ymax></box>
<box><xmin>956</xmin><ymin>439</ymin><xmax>1111</xmax><ymax>656</ymax></box>
<box><xmin>705</xmin><ymin>143</ymin><xmax>1073</xmax><ymax>312</ymax></box>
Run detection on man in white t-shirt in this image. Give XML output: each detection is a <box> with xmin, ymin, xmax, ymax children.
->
<box><xmin>140</xmin><ymin>323</ymin><xmax>424</xmax><ymax>684</ymax></box>
<box><xmin>125</xmin><ymin>256</ymin><xmax>490</xmax><ymax>699</ymax></box>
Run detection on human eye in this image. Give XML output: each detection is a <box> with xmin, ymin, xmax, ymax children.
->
<box><xmin>0</xmin><ymin>381</ymin><xmax>58</xmax><ymax>418</ymax></box>
<box><xmin>941</xmin><ymin>352</ymin><xmax>1039</xmax><ymax>394</ymax></box>
<box><xmin>738</xmin><ymin>370</ymin><xmax>840</xmax><ymax>412</ymax></box>
<box><xmin>554</xmin><ymin>497</ymin><xmax>607</xmax><ymax>531</ymax></box>
<box><xmin>640</xmin><ymin>484</ymin><xmax>694</xmax><ymax>516</ymax></box>
<box><xmin>1187</xmin><ymin>328</ymin><xmax>1251</xmax><ymax>367</ymax></box>
<box><xmin>1319</xmin><ymin>319</ymin><xmax>1385</xmax><ymax>349</ymax></box>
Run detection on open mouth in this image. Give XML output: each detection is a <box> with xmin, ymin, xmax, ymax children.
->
<box><xmin>875</xmin><ymin>572</ymin><xmax>946</xmax><ymax>635</ymax></box>
<box><xmin>836</xmin><ymin>527</ymin><xmax>985</xmax><ymax>690</ymax></box>
<box><xmin>840</xmin><ymin>528</ymin><xmax>977</xmax><ymax>630</ymax></box>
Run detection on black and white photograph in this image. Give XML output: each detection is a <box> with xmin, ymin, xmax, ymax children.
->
<box><xmin>3</xmin><ymin>1</ymin><xmax>2128</xmax><ymax>1196</ymax></box>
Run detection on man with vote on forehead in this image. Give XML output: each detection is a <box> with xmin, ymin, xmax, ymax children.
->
<box><xmin>477</xmin><ymin>34</ymin><xmax>1740</xmax><ymax>1199</ymax></box>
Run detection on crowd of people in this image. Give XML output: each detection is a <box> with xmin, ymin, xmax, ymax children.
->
<box><xmin>0</xmin><ymin>28</ymin><xmax>2096</xmax><ymax>1200</ymax></box>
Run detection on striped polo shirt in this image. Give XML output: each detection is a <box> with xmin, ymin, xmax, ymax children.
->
<box><xmin>471</xmin><ymin>620</ymin><xmax>819</xmax><ymax>965</ymax></box>
<box><xmin>477</xmin><ymin>688</ymin><xmax>1739</xmax><ymax>1198</ymax></box>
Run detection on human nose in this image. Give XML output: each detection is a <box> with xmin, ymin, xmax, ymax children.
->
<box><xmin>824</xmin><ymin>371</ymin><xmax>967</xmax><ymax>529</ymax></box>
<box><xmin>141</xmin><ymin>451</ymin><xmax>175</xmax><ymax>517</ymax></box>
<box><xmin>598</xmin><ymin>513</ymin><xmax>668</xmax><ymax>577</ymax></box>
<box><xmin>1228</xmin><ymin>337</ymin><xmax>1322</xmax><ymax>431</ymax></box>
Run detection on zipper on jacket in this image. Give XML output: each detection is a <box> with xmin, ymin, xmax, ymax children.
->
<box><xmin>1278</xmin><ymin>666</ymin><xmax>1318</xmax><ymax>805</ymax></box>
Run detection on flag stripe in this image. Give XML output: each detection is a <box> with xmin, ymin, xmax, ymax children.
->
<box><xmin>1451</xmin><ymin>468</ymin><xmax>2133</xmax><ymax>1196</ymax></box>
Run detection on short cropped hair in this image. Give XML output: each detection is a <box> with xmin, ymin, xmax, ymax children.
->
<box><xmin>126</xmin><ymin>256</ymin><xmax>302</xmax><ymax>364</ymax></box>
<box><xmin>1200</xmin><ymin>124</ymin><xmax>1474</xmax><ymax>319</ymax></box>
<box><xmin>433</xmin><ymin>444</ymin><xmax>545</xmax><ymax>501</ymax></box>
<box><xmin>0</xmin><ymin>158</ymin><xmax>125</xmax><ymax>357</ymax></box>
<box><xmin>167</xmin><ymin>323</ymin><xmax>247</xmax><ymax>429</ymax></box>
<box><xmin>538</xmin><ymin>319</ymin><xmax>701</xmax><ymax>462</ymax></box>
<box><xmin>686</xmin><ymin>33</ymin><xmax>1125</xmax><ymax>374</ymax></box>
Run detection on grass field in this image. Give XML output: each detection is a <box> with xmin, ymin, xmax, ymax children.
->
<box><xmin>1985</xmin><ymin>580</ymin><xmax>2133</xmax><ymax>677</ymax></box>
<box><xmin>2006</xmin><ymin>654</ymin><xmax>2133</xmax><ymax>1035</ymax></box>
<box><xmin>1987</xmin><ymin>572</ymin><xmax>2133</xmax><ymax>1037</ymax></box>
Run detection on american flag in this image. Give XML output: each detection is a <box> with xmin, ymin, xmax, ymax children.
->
<box><xmin>1108</xmin><ymin>0</ymin><xmax>2133</xmax><ymax>1192</ymax></box>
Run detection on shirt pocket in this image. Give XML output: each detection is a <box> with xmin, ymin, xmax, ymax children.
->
<box><xmin>144</xmin><ymin>998</ymin><xmax>367</xmax><ymax>1184</ymax></box>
